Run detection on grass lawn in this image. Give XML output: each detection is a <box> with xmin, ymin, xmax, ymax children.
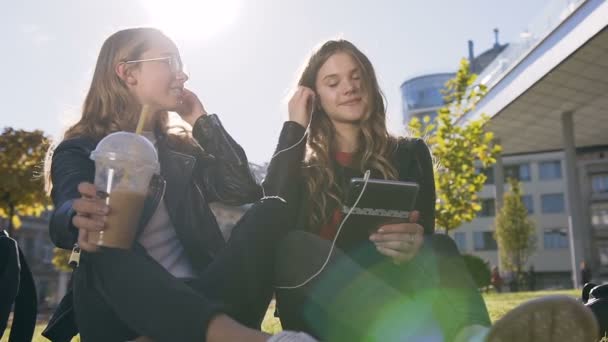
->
<box><xmin>2</xmin><ymin>289</ymin><xmax>581</xmax><ymax>341</ymax></box>
<box><xmin>483</xmin><ymin>289</ymin><xmax>579</xmax><ymax>322</ymax></box>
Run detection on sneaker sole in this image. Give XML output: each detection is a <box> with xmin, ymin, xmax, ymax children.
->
<box><xmin>486</xmin><ymin>295</ymin><xmax>598</xmax><ymax>342</ymax></box>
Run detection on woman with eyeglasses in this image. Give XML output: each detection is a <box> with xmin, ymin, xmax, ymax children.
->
<box><xmin>43</xmin><ymin>27</ymin><xmax>315</xmax><ymax>342</ymax></box>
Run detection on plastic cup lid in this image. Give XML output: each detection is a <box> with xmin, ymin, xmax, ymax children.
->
<box><xmin>90</xmin><ymin>131</ymin><xmax>160</xmax><ymax>173</ymax></box>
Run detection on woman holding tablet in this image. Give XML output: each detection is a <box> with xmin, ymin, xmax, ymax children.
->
<box><xmin>273</xmin><ymin>39</ymin><xmax>597</xmax><ymax>342</ymax></box>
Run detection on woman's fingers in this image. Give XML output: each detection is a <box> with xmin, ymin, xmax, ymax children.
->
<box><xmin>288</xmin><ymin>86</ymin><xmax>316</xmax><ymax>127</ymax></box>
<box><xmin>77</xmin><ymin>229</ymin><xmax>99</xmax><ymax>252</ymax></box>
<box><xmin>376</xmin><ymin>246</ymin><xmax>409</xmax><ymax>263</ymax></box>
<box><xmin>77</xmin><ymin>182</ymin><xmax>98</xmax><ymax>198</ymax></box>
<box><xmin>72</xmin><ymin>197</ymin><xmax>109</xmax><ymax>218</ymax></box>
<box><xmin>72</xmin><ymin>213</ymin><xmax>106</xmax><ymax>232</ymax></box>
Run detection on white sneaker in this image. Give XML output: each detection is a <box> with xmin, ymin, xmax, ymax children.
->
<box><xmin>486</xmin><ymin>295</ymin><xmax>598</xmax><ymax>342</ymax></box>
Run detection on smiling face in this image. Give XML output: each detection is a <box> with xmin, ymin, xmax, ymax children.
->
<box><xmin>314</xmin><ymin>52</ymin><xmax>370</xmax><ymax>126</ymax></box>
<box><xmin>122</xmin><ymin>35</ymin><xmax>189</xmax><ymax>112</ymax></box>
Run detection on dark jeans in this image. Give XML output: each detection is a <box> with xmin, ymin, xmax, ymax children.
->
<box><xmin>275</xmin><ymin>232</ymin><xmax>491</xmax><ymax>341</ymax></box>
<box><xmin>73</xmin><ymin>200</ymin><xmax>290</xmax><ymax>342</ymax></box>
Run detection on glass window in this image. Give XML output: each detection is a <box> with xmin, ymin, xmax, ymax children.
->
<box><xmin>592</xmin><ymin>174</ymin><xmax>608</xmax><ymax>194</ymax></box>
<box><xmin>504</xmin><ymin>163</ymin><xmax>531</xmax><ymax>182</ymax></box>
<box><xmin>473</xmin><ymin>231</ymin><xmax>498</xmax><ymax>251</ymax></box>
<box><xmin>521</xmin><ymin>195</ymin><xmax>534</xmax><ymax>214</ymax></box>
<box><xmin>402</xmin><ymin>74</ymin><xmax>454</xmax><ymax>111</ymax></box>
<box><xmin>541</xmin><ymin>193</ymin><xmax>565</xmax><ymax>213</ymax></box>
<box><xmin>591</xmin><ymin>202</ymin><xmax>608</xmax><ymax>227</ymax></box>
<box><xmin>479</xmin><ymin>199</ymin><xmax>496</xmax><ymax>217</ymax></box>
<box><xmin>543</xmin><ymin>229</ymin><xmax>569</xmax><ymax>249</ymax></box>
<box><xmin>453</xmin><ymin>232</ymin><xmax>467</xmax><ymax>252</ymax></box>
<box><xmin>539</xmin><ymin>160</ymin><xmax>562</xmax><ymax>180</ymax></box>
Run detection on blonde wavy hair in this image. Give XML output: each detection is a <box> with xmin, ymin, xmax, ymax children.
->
<box><xmin>65</xmin><ymin>28</ymin><xmax>172</xmax><ymax>141</ymax></box>
<box><xmin>300</xmin><ymin>40</ymin><xmax>398</xmax><ymax>229</ymax></box>
<box><xmin>45</xmin><ymin>28</ymin><xmax>189</xmax><ymax>193</ymax></box>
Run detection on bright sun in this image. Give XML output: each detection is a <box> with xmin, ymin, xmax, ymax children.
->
<box><xmin>141</xmin><ymin>0</ymin><xmax>241</xmax><ymax>41</ymax></box>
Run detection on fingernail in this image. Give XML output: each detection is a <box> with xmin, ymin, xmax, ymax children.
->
<box><xmin>99</xmin><ymin>206</ymin><xmax>109</xmax><ymax>215</ymax></box>
<box><xmin>378</xmin><ymin>228</ymin><xmax>385</xmax><ymax>233</ymax></box>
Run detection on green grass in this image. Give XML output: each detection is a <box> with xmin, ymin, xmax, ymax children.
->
<box><xmin>482</xmin><ymin>289</ymin><xmax>579</xmax><ymax>323</ymax></box>
<box><xmin>1</xmin><ymin>324</ymin><xmax>80</xmax><ymax>342</ymax></box>
<box><xmin>1</xmin><ymin>289</ymin><xmax>581</xmax><ymax>341</ymax></box>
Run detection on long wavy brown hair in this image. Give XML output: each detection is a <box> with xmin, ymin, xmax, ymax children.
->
<box><xmin>45</xmin><ymin>28</ymin><xmax>188</xmax><ymax>193</ymax></box>
<box><xmin>300</xmin><ymin>40</ymin><xmax>398</xmax><ymax>229</ymax></box>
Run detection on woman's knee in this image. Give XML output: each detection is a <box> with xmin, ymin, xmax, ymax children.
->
<box><xmin>275</xmin><ymin>231</ymin><xmax>332</xmax><ymax>285</ymax></box>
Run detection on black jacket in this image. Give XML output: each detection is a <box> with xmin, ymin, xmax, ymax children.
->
<box><xmin>43</xmin><ymin>114</ymin><xmax>269</xmax><ymax>341</ymax></box>
<box><xmin>0</xmin><ymin>230</ymin><xmax>37</xmax><ymax>342</ymax></box>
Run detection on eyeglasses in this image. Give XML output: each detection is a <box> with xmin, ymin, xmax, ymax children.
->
<box><xmin>123</xmin><ymin>56</ymin><xmax>184</xmax><ymax>75</ymax></box>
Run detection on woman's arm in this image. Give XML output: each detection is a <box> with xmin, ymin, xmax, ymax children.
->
<box><xmin>191</xmin><ymin>114</ymin><xmax>262</xmax><ymax>205</ymax></box>
<box><xmin>176</xmin><ymin>89</ymin><xmax>261</xmax><ymax>205</ymax></box>
<box><xmin>410</xmin><ymin>138</ymin><xmax>436</xmax><ymax>234</ymax></box>
<box><xmin>48</xmin><ymin>138</ymin><xmax>96</xmax><ymax>249</ymax></box>
<box><xmin>371</xmin><ymin>138</ymin><xmax>436</xmax><ymax>263</ymax></box>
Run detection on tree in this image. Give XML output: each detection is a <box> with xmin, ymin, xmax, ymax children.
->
<box><xmin>52</xmin><ymin>248</ymin><xmax>73</xmax><ymax>272</ymax></box>
<box><xmin>409</xmin><ymin>58</ymin><xmax>502</xmax><ymax>232</ymax></box>
<box><xmin>0</xmin><ymin>128</ymin><xmax>52</xmax><ymax>235</ymax></box>
<box><xmin>494</xmin><ymin>178</ymin><xmax>537</xmax><ymax>287</ymax></box>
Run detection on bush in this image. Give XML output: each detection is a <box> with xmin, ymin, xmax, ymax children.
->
<box><xmin>463</xmin><ymin>254</ymin><xmax>491</xmax><ymax>288</ymax></box>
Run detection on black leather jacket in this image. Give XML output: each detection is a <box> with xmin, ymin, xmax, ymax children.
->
<box><xmin>43</xmin><ymin>115</ymin><xmax>306</xmax><ymax>341</ymax></box>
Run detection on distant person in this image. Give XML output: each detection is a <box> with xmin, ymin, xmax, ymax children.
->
<box><xmin>491</xmin><ymin>266</ymin><xmax>503</xmax><ymax>293</ymax></box>
<box><xmin>528</xmin><ymin>265</ymin><xmax>536</xmax><ymax>291</ymax></box>
<box><xmin>582</xmin><ymin>261</ymin><xmax>593</xmax><ymax>286</ymax></box>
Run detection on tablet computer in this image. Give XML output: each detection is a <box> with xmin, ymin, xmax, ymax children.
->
<box><xmin>342</xmin><ymin>178</ymin><xmax>419</xmax><ymax>220</ymax></box>
<box><xmin>338</xmin><ymin>178</ymin><xmax>419</xmax><ymax>248</ymax></box>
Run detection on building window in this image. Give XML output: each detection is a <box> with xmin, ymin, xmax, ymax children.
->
<box><xmin>541</xmin><ymin>193</ymin><xmax>565</xmax><ymax>213</ymax></box>
<box><xmin>453</xmin><ymin>232</ymin><xmax>467</xmax><ymax>252</ymax></box>
<box><xmin>504</xmin><ymin>163</ymin><xmax>531</xmax><ymax>182</ymax></box>
<box><xmin>521</xmin><ymin>195</ymin><xmax>534</xmax><ymax>214</ymax></box>
<box><xmin>543</xmin><ymin>229</ymin><xmax>569</xmax><ymax>249</ymax></box>
<box><xmin>592</xmin><ymin>174</ymin><xmax>608</xmax><ymax>194</ymax></box>
<box><xmin>539</xmin><ymin>160</ymin><xmax>562</xmax><ymax>180</ymax></box>
<box><xmin>479</xmin><ymin>199</ymin><xmax>496</xmax><ymax>217</ymax></box>
<box><xmin>473</xmin><ymin>231</ymin><xmax>497</xmax><ymax>251</ymax></box>
<box><xmin>476</xmin><ymin>167</ymin><xmax>494</xmax><ymax>185</ymax></box>
<box><xmin>591</xmin><ymin>202</ymin><xmax>608</xmax><ymax>228</ymax></box>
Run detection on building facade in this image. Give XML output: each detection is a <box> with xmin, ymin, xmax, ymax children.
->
<box><xmin>399</xmin><ymin>25</ymin><xmax>608</xmax><ymax>288</ymax></box>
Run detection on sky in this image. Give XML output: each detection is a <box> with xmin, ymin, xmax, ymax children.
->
<box><xmin>0</xmin><ymin>0</ymin><xmax>552</xmax><ymax>163</ymax></box>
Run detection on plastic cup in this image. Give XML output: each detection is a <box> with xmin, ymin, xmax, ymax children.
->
<box><xmin>87</xmin><ymin>131</ymin><xmax>159</xmax><ymax>249</ymax></box>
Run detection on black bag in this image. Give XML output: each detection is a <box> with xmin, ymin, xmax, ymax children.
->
<box><xmin>0</xmin><ymin>230</ymin><xmax>38</xmax><ymax>341</ymax></box>
<box><xmin>582</xmin><ymin>282</ymin><xmax>608</xmax><ymax>339</ymax></box>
